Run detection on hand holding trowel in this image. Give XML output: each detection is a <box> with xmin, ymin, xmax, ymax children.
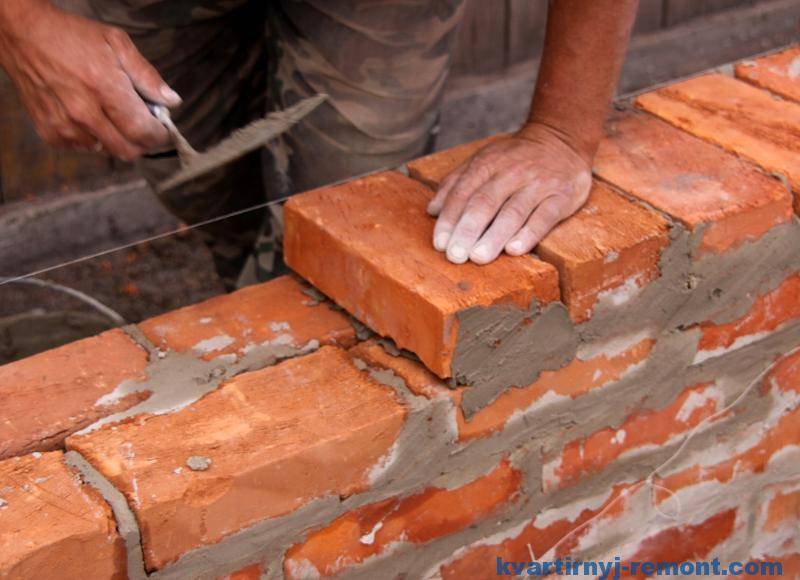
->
<box><xmin>147</xmin><ymin>94</ymin><xmax>326</xmax><ymax>193</ymax></box>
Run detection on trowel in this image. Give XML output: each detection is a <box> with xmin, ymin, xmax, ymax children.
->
<box><xmin>147</xmin><ymin>94</ymin><xmax>327</xmax><ymax>192</ymax></box>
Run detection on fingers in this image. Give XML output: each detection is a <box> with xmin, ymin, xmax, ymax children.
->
<box><xmin>444</xmin><ymin>170</ymin><xmax>527</xmax><ymax>264</ymax></box>
<box><xmin>505</xmin><ymin>195</ymin><xmax>571</xmax><ymax>256</ymax></box>
<box><xmin>105</xmin><ymin>27</ymin><xmax>181</xmax><ymax>107</ymax></box>
<box><xmin>101</xmin><ymin>70</ymin><xmax>171</xmax><ymax>150</ymax></box>
<box><xmin>469</xmin><ymin>186</ymin><xmax>544</xmax><ymax>265</ymax></box>
<box><xmin>431</xmin><ymin>156</ymin><xmax>496</xmax><ymax>252</ymax></box>
<box><xmin>427</xmin><ymin>164</ymin><xmax>465</xmax><ymax>217</ymax></box>
<box><xmin>61</xmin><ymin>94</ymin><xmax>143</xmax><ymax>160</ymax></box>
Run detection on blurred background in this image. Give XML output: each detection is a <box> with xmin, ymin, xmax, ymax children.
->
<box><xmin>1</xmin><ymin>0</ymin><xmax>798</xmax><ymax>363</ymax></box>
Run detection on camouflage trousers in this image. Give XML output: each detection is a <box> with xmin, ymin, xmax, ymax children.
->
<box><xmin>88</xmin><ymin>0</ymin><xmax>465</xmax><ymax>289</ymax></box>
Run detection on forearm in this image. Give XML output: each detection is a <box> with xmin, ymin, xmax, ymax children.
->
<box><xmin>523</xmin><ymin>0</ymin><xmax>638</xmax><ymax>162</ymax></box>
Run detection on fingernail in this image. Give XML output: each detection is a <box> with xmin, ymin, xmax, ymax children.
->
<box><xmin>161</xmin><ymin>85</ymin><xmax>182</xmax><ymax>105</ymax></box>
<box><xmin>506</xmin><ymin>240</ymin><xmax>525</xmax><ymax>255</ymax></box>
<box><xmin>434</xmin><ymin>232</ymin><xmax>450</xmax><ymax>251</ymax></box>
<box><xmin>448</xmin><ymin>244</ymin><xmax>468</xmax><ymax>264</ymax></box>
<box><xmin>470</xmin><ymin>243</ymin><xmax>491</xmax><ymax>264</ymax></box>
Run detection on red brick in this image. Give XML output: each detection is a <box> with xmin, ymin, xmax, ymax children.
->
<box><xmin>596</xmin><ymin>110</ymin><xmax>793</xmax><ymax>254</ymax></box>
<box><xmin>406</xmin><ymin>135</ymin><xmax>508</xmax><ymax>189</ymax></box>
<box><xmin>694</xmin><ymin>274</ymin><xmax>800</xmax><ymax>363</ymax></box>
<box><xmin>0</xmin><ymin>451</ymin><xmax>126</xmax><ymax>579</ymax></box>
<box><xmin>537</xmin><ymin>181</ymin><xmax>670</xmax><ymax>322</ymax></box>
<box><xmin>67</xmin><ymin>346</ymin><xmax>407</xmax><ymax>571</ymax></box>
<box><xmin>284</xmin><ymin>459</ymin><xmax>521</xmax><ymax>578</ymax></box>
<box><xmin>621</xmin><ymin>510</ymin><xmax>736</xmax><ymax>577</ymax></box>
<box><xmin>139</xmin><ymin>275</ymin><xmax>355</xmax><ymax>361</ymax></box>
<box><xmin>763</xmin><ymin>486</ymin><xmax>800</xmax><ymax>533</ymax></box>
<box><xmin>635</xmin><ymin>74</ymin><xmax>800</xmax><ymax>197</ymax></box>
<box><xmin>284</xmin><ymin>171</ymin><xmax>559</xmax><ymax>378</ymax></box>
<box><xmin>439</xmin><ymin>484</ymin><xmax>632</xmax><ymax>578</ymax></box>
<box><xmin>0</xmin><ymin>329</ymin><xmax>148</xmax><ymax>460</ymax></box>
<box><xmin>352</xmin><ymin>336</ymin><xmax>654</xmax><ymax>442</ymax></box>
<box><xmin>545</xmin><ymin>382</ymin><xmax>723</xmax><ymax>492</ymax></box>
<box><xmin>736</xmin><ymin>46</ymin><xmax>800</xmax><ymax>104</ymax></box>
<box><xmin>218</xmin><ymin>564</ymin><xmax>263</xmax><ymax>580</ymax></box>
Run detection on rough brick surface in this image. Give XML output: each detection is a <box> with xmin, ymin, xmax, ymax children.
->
<box><xmin>694</xmin><ymin>274</ymin><xmax>800</xmax><ymax>363</ymax></box>
<box><xmin>67</xmin><ymin>346</ymin><xmax>407</xmax><ymax>571</ymax></box>
<box><xmin>537</xmin><ymin>181</ymin><xmax>670</xmax><ymax>321</ymax></box>
<box><xmin>596</xmin><ymin>110</ymin><xmax>793</xmax><ymax>253</ymax></box>
<box><xmin>139</xmin><ymin>275</ymin><xmax>356</xmax><ymax>360</ymax></box>
<box><xmin>406</xmin><ymin>135</ymin><xmax>507</xmax><ymax>189</ymax></box>
<box><xmin>284</xmin><ymin>171</ymin><xmax>559</xmax><ymax>378</ymax></box>
<box><xmin>736</xmin><ymin>46</ymin><xmax>800</xmax><ymax>104</ymax></box>
<box><xmin>284</xmin><ymin>459</ymin><xmax>520</xmax><ymax>578</ymax></box>
<box><xmin>635</xmin><ymin>74</ymin><xmax>800</xmax><ymax>195</ymax></box>
<box><xmin>0</xmin><ymin>452</ymin><xmax>126</xmax><ymax>579</ymax></box>
<box><xmin>0</xmin><ymin>329</ymin><xmax>148</xmax><ymax>460</ymax></box>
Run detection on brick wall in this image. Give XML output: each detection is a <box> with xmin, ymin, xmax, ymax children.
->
<box><xmin>1</xmin><ymin>47</ymin><xmax>799</xmax><ymax>579</ymax></box>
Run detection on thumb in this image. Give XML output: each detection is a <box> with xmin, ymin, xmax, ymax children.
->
<box><xmin>104</xmin><ymin>27</ymin><xmax>181</xmax><ymax>107</ymax></box>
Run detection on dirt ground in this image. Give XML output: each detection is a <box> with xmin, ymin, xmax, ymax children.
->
<box><xmin>0</xmin><ymin>231</ymin><xmax>224</xmax><ymax>364</ymax></box>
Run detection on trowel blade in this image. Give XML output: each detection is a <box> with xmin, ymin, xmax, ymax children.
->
<box><xmin>156</xmin><ymin>94</ymin><xmax>327</xmax><ymax>193</ymax></box>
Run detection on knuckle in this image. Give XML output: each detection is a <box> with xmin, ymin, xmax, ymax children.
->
<box><xmin>106</xmin><ymin>26</ymin><xmax>131</xmax><ymax>46</ymax></box>
<box><xmin>503</xmin><ymin>202</ymin><xmax>531</xmax><ymax>223</ymax></box>
<box><xmin>470</xmin><ymin>192</ymin><xmax>497</xmax><ymax>208</ymax></box>
<box><xmin>65</xmin><ymin>101</ymin><xmax>94</xmax><ymax>125</ymax></box>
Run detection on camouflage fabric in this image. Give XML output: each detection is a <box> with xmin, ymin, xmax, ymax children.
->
<box><xmin>89</xmin><ymin>0</ymin><xmax>465</xmax><ymax>288</ymax></box>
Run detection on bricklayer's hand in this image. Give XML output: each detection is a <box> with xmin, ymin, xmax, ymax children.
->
<box><xmin>0</xmin><ymin>0</ymin><xmax>179</xmax><ymax>160</ymax></box>
<box><xmin>427</xmin><ymin>123</ymin><xmax>592</xmax><ymax>265</ymax></box>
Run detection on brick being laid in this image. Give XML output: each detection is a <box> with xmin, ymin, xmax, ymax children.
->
<box><xmin>284</xmin><ymin>171</ymin><xmax>561</xmax><ymax>380</ymax></box>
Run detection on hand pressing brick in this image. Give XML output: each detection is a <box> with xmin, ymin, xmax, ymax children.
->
<box><xmin>284</xmin><ymin>171</ymin><xmax>560</xmax><ymax>380</ymax></box>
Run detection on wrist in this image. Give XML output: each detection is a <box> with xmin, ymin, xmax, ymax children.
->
<box><xmin>0</xmin><ymin>0</ymin><xmax>52</xmax><ymax>31</ymax></box>
<box><xmin>516</xmin><ymin>121</ymin><xmax>594</xmax><ymax>167</ymax></box>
